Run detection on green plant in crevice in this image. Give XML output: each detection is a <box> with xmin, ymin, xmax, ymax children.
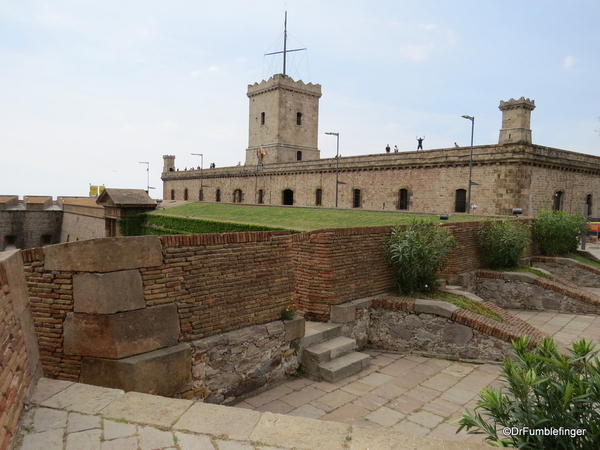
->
<box><xmin>384</xmin><ymin>220</ymin><xmax>457</xmax><ymax>295</ymax></box>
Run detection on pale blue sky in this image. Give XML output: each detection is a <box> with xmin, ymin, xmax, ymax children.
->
<box><xmin>2</xmin><ymin>0</ymin><xmax>599</xmax><ymax>198</ymax></box>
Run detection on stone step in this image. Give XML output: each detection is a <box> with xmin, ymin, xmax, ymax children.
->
<box><xmin>304</xmin><ymin>336</ymin><xmax>357</xmax><ymax>364</ymax></box>
<box><xmin>318</xmin><ymin>351</ymin><xmax>371</xmax><ymax>383</ymax></box>
<box><xmin>301</xmin><ymin>322</ymin><xmax>342</xmax><ymax>348</ymax></box>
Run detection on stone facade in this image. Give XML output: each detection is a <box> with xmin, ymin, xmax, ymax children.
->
<box><xmin>162</xmin><ymin>72</ymin><xmax>600</xmax><ymax>217</ymax></box>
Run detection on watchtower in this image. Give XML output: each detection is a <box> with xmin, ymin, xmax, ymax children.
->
<box><xmin>245</xmin><ymin>74</ymin><xmax>321</xmax><ymax>165</ymax></box>
<box><xmin>162</xmin><ymin>155</ymin><xmax>175</xmax><ymax>173</ymax></box>
<box><xmin>498</xmin><ymin>97</ymin><xmax>536</xmax><ymax>145</ymax></box>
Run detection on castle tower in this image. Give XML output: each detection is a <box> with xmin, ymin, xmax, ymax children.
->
<box><xmin>245</xmin><ymin>74</ymin><xmax>322</xmax><ymax>165</ymax></box>
<box><xmin>163</xmin><ymin>155</ymin><xmax>175</xmax><ymax>173</ymax></box>
<box><xmin>498</xmin><ymin>97</ymin><xmax>536</xmax><ymax>145</ymax></box>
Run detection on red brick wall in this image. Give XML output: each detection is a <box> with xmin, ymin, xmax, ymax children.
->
<box><xmin>21</xmin><ymin>223</ymin><xmax>493</xmax><ymax>380</ymax></box>
<box><xmin>0</xmin><ymin>251</ymin><xmax>41</xmax><ymax>450</ymax></box>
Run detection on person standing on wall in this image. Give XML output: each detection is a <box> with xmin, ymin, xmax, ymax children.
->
<box><xmin>416</xmin><ymin>136</ymin><xmax>425</xmax><ymax>150</ymax></box>
<box><xmin>385</xmin><ymin>144</ymin><xmax>391</xmax><ymax>153</ymax></box>
<box><xmin>394</xmin><ymin>145</ymin><xmax>399</xmax><ymax>153</ymax></box>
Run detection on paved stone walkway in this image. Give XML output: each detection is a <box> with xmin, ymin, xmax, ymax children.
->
<box><xmin>232</xmin><ymin>309</ymin><xmax>600</xmax><ymax>443</ymax></box>
<box><xmin>15</xmin><ymin>308</ymin><xmax>600</xmax><ymax>450</ymax></box>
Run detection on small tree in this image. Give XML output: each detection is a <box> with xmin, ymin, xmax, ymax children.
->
<box><xmin>456</xmin><ymin>336</ymin><xmax>600</xmax><ymax>449</ymax></box>
<box><xmin>478</xmin><ymin>220</ymin><xmax>531</xmax><ymax>269</ymax></box>
<box><xmin>384</xmin><ymin>220</ymin><xmax>457</xmax><ymax>294</ymax></box>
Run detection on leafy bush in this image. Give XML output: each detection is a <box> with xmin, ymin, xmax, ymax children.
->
<box><xmin>384</xmin><ymin>220</ymin><xmax>457</xmax><ymax>294</ymax></box>
<box><xmin>456</xmin><ymin>336</ymin><xmax>600</xmax><ymax>448</ymax></box>
<box><xmin>478</xmin><ymin>220</ymin><xmax>530</xmax><ymax>269</ymax></box>
<box><xmin>533</xmin><ymin>209</ymin><xmax>587</xmax><ymax>256</ymax></box>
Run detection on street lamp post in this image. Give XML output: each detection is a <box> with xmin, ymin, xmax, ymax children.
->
<box><xmin>191</xmin><ymin>153</ymin><xmax>203</xmax><ymax>201</ymax></box>
<box><xmin>325</xmin><ymin>132</ymin><xmax>340</xmax><ymax>207</ymax></box>
<box><xmin>139</xmin><ymin>162</ymin><xmax>150</xmax><ymax>193</ymax></box>
<box><xmin>461</xmin><ymin>115</ymin><xmax>475</xmax><ymax>214</ymax></box>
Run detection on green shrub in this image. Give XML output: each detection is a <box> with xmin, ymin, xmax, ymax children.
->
<box><xmin>456</xmin><ymin>336</ymin><xmax>600</xmax><ymax>448</ymax></box>
<box><xmin>384</xmin><ymin>220</ymin><xmax>457</xmax><ymax>294</ymax></box>
<box><xmin>478</xmin><ymin>220</ymin><xmax>530</xmax><ymax>269</ymax></box>
<box><xmin>533</xmin><ymin>209</ymin><xmax>587</xmax><ymax>256</ymax></box>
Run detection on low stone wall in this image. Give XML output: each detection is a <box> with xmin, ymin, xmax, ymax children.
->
<box><xmin>532</xmin><ymin>256</ymin><xmax>600</xmax><ymax>288</ymax></box>
<box><xmin>0</xmin><ymin>251</ymin><xmax>42</xmax><ymax>450</ymax></box>
<box><xmin>329</xmin><ymin>294</ymin><xmax>545</xmax><ymax>362</ymax></box>
<box><xmin>190</xmin><ymin>316</ymin><xmax>304</xmax><ymax>404</ymax></box>
<box><xmin>474</xmin><ymin>270</ymin><xmax>600</xmax><ymax>314</ymax></box>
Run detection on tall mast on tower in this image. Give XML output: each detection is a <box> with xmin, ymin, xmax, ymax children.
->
<box><xmin>265</xmin><ymin>11</ymin><xmax>306</xmax><ymax>76</ymax></box>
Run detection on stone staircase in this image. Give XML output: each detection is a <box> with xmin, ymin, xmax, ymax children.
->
<box><xmin>300</xmin><ymin>322</ymin><xmax>370</xmax><ymax>382</ymax></box>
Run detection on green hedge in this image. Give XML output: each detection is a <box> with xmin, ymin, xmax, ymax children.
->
<box><xmin>130</xmin><ymin>213</ymin><xmax>298</xmax><ymax>236</ymax></box>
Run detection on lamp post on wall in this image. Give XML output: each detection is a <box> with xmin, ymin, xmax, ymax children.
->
<box><xmin>461</xmin><ymin>115</ymin><xmax>475</xmax><ymax>213</ymax></box>
<box><xmin>139</xmin><ymin>161</ymin><xmax>150</xmax><ymax>193</ymax></box>
<box><xmin>325</xmin><ymin>132</ymin><xmax>340</xmax><ymax>208</ymax></box>
<box><xmin>191</xmin><ymin>153</ymin><xmax>203</xmax><ymax>201</ymax></box>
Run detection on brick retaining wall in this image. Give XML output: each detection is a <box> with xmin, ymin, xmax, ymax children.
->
<box><xmin>0</xmin><ymin>251</ymin><xmax>41</xmax><ymax>450</ymax></box>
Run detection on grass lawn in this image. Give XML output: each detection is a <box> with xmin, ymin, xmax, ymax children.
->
<box><xmin>152</xmin><ymin>202</ymin><xmax>494</xmax><ymax>231</ymax></box>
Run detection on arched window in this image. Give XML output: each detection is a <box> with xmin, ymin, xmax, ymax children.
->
<box><xmin>258</xmin><ymin>189</ymin><xmax>264</xmax><ymax>204</ymax></box>
<box><xmin>216</xmin><ymin>189</ymin><xmax>221</xmax><ymax>202</ymax></box>
<box><xmin>315</xmin><ymin>188</ymin><xmax>323</xmax><ymax>206</ymax></box>
<box><xmin>296</xmin><ymin>112</ymin><xmax>302</xmax><ymax>125</ymax></box>
<box><xmin>455</xmin><ymin>189</ymin><xmax>467</xmax><ymax>213</ymax></box>
<box><xmin>282</xmin><ymin>189</ymin><xmax>294</xmax><ymax>205</ymax></box>
<box><xmin>586</xmin><ymin>194</ymin><xmax>592</xmax><ymax>216</ymax></box>
<box><xmin>553</xmin><ymin>191</ymin><xmax>564</xmax><ymax>211</ymax></box>
<box><xmin>184</xmin><ymin>188</ymin><xmax>188</xmax><ymax>201</ymax></box>
<box><xmin>233</xmin><ymin>189</ymin><xmax>243</xmax><ymax>203</ymax></box>
<box><xmin>398</xmin><ymin>189</ymin><xmax>409</xmax><ymax>210</ymax></box>
<box><xmin>353</xmin><ymin>189</ymin><xmax>361</xmax><ymax>208</ymax></box>
<box><xmin>296</xmin><ymin>151</ymin><xmax>302</xmax><ymax>161</ymax></box>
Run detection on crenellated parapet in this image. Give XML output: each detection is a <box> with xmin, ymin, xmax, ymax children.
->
<box><xmin>247</xmin><ymin>74</ymin><xmax>322</xmax><ymax>98</ymax></box>
<box><xmin>498</xmin><ymin>97</ymin><xmax>536</xmax><ymax>145</ymax></box>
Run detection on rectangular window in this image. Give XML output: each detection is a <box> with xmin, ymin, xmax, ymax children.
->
<box><xmin>353</xmin><ymin>189</ymin><xmax>361</xmax><ymax>208</ymax></box>
<box><xmin>316</xmin><ymin>189</ymin><xmax>322</xmax><ymax>206</ymax></box>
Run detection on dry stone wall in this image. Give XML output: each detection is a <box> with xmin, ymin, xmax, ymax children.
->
<box><xmin>532</xmin><ymin>256</ymin><xmax>600</xmax><ymax>288</ymax></box>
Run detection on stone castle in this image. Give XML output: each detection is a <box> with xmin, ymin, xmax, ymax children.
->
<box><xmin>162</xmin><ymin>75</ymin><xmax>599</xmax><ymax>218</ymax></box>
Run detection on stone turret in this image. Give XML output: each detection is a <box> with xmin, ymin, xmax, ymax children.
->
<box><xmin>163</xmin><ymin>155</ymin><xmax>175</xmax><ymax>173</ymax></box>
<box><xmin>498</xmin><ymin>97</ymin><xmax>536</xmax><ymax>145</ymax></box>
<box><xmin>245</xmin><ymin>74</ymin><xmax>322</xmax><ymax>165</ymax></box>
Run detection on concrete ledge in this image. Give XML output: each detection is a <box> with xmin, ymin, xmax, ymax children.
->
<box><xmin>284</xmin><ymin>315</ymin><xmax>305</xmax><ymax>341</ymax></box>
<box><xmin>414</xmin><ymin>299</ymin><xmax>459</xmax><ymax>318</ymax></box>
<box><xmin>80</xmin><ymin>343</ymin><xmax>192</xmax><ymax>397</ymax></box>
<box><xmin>64</xmin><ymin>304</ymin><xmax>180</xmax><ymax>359</ymax></box>
<box><xmin>73</xmin><ymin>269</ymin><xmax>145</xmax><ymax>314</ymax></box>
<box><xmin>44</xmin><ymin>236</ymin><xmax>163</xmax><ymax>272</ymax></box>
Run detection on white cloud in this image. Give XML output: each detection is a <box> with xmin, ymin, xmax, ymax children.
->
<box><xmin>419</xmin><ymin>24</ymin><xmax>438</xmax><ymax>31</ymax></box>
<box><xmin>208</xmin><ymin>65</ymin><xmax>219</xmax><ymax>72</ymax></box>
<box><xmin>563</xmin><ymin>55</ymin><xmax>576</xmax><ymax>69</ymax></box>
<box><xmin>398</xmin><ymin>44</ymin><xmax>434</xmax><ymax>62</ymax></box>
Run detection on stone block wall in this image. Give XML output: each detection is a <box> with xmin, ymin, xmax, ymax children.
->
<box><xmin>474</xmin><ymin>270</ymin><xmax>600</xmax><ymax>314</ymax></box>
<box><xmin>0</xmin><ymin>251</ymin><xmax>42</xmax><ymax>450</ymax></box>
<box><xmin>0</xmin><ymin>211</ymin><xmax>62</xmax><ymax>251</ymax></box>
<box><xmin>532</xmin><ymin>256</ymin><xmax>600</xmax><ymax>288</ymax></box>
<box><xmin>60</xmin><ymin>211</ymin><xmax>105</xmax><ymax>243</ymax></box>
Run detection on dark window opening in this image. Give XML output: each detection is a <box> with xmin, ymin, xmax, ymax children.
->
<box><xmin>455</xmin><ymin>189</ymin><xmax>467</xmax><ymax>213</ymax></box>
<box><xmin>353</xmin><ymin>189</ymin><xmax>361</xmax><ymax>208</ymax></box>
<box><xmin>258</xmin><ymin>189</ymin><xmax>264</xmax><ymax>204</ymax></box>
<box><xmin>170</xmin><ymin>189</ymin><xmax>175</xmax><ymax>200</ymax></box>
<box><xmin>296</xmin><ymin>112</ymin><xmax>302</xmax><ymax>125</ymax></box>
<box><xmin>261</xmin><ymin>112</ymin><xmax>265</xmax><ymax>125</ymax></box>
<box><xmin>216</xmin><ymin>189</ymin><xmax>221</xmax><ymax>202</ymax></box>
<box><xmin>315</xmin><ymin>189</ymin><xmax>323</xmax><ymax>206</ymax></box>
<box><xmin>234</xmin><ymin>189</ymin><xmax>243</xmax><ymax>203</ymax></box>
<box><xmin>553</xmin><ymin>191</ymin><xmax>563</xmax><ymax>211</ymax></box>
<box><xmin>199</xmin><ymin>189</ymin><xmax>204</xmax><ymax>201</ymax></box>
<box><xmin>41</xmin><ymin>235</ymin><xmax>52</xmax><ymax>246</ymax></box>
<box><xmin>184</xmin><ymin>188</ymin><xmax>189</xmax><ymax>201</ymax></box>
<box><xmin>282</xmin><ymin>189</ymin><xmax>294</xmax><ymax>206</ymax></box>
<box><xmin>296</xmin><ymin>151</ymin><xmax>302</xmax><ymax>161</ymax></box>
<box><xmin>4</xmin><ymin>235</ymin><xmax>16</xmax><ymax>249</ymax></box>
<box><xmin>398</xmin><ymin>189</ymin><xmax>409</xmax><ymax>210</ymax></box>
<box><xmin>586</xmin><ymin>194</ymin><xmax>592</xmax><ymax>216</ymax></box>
